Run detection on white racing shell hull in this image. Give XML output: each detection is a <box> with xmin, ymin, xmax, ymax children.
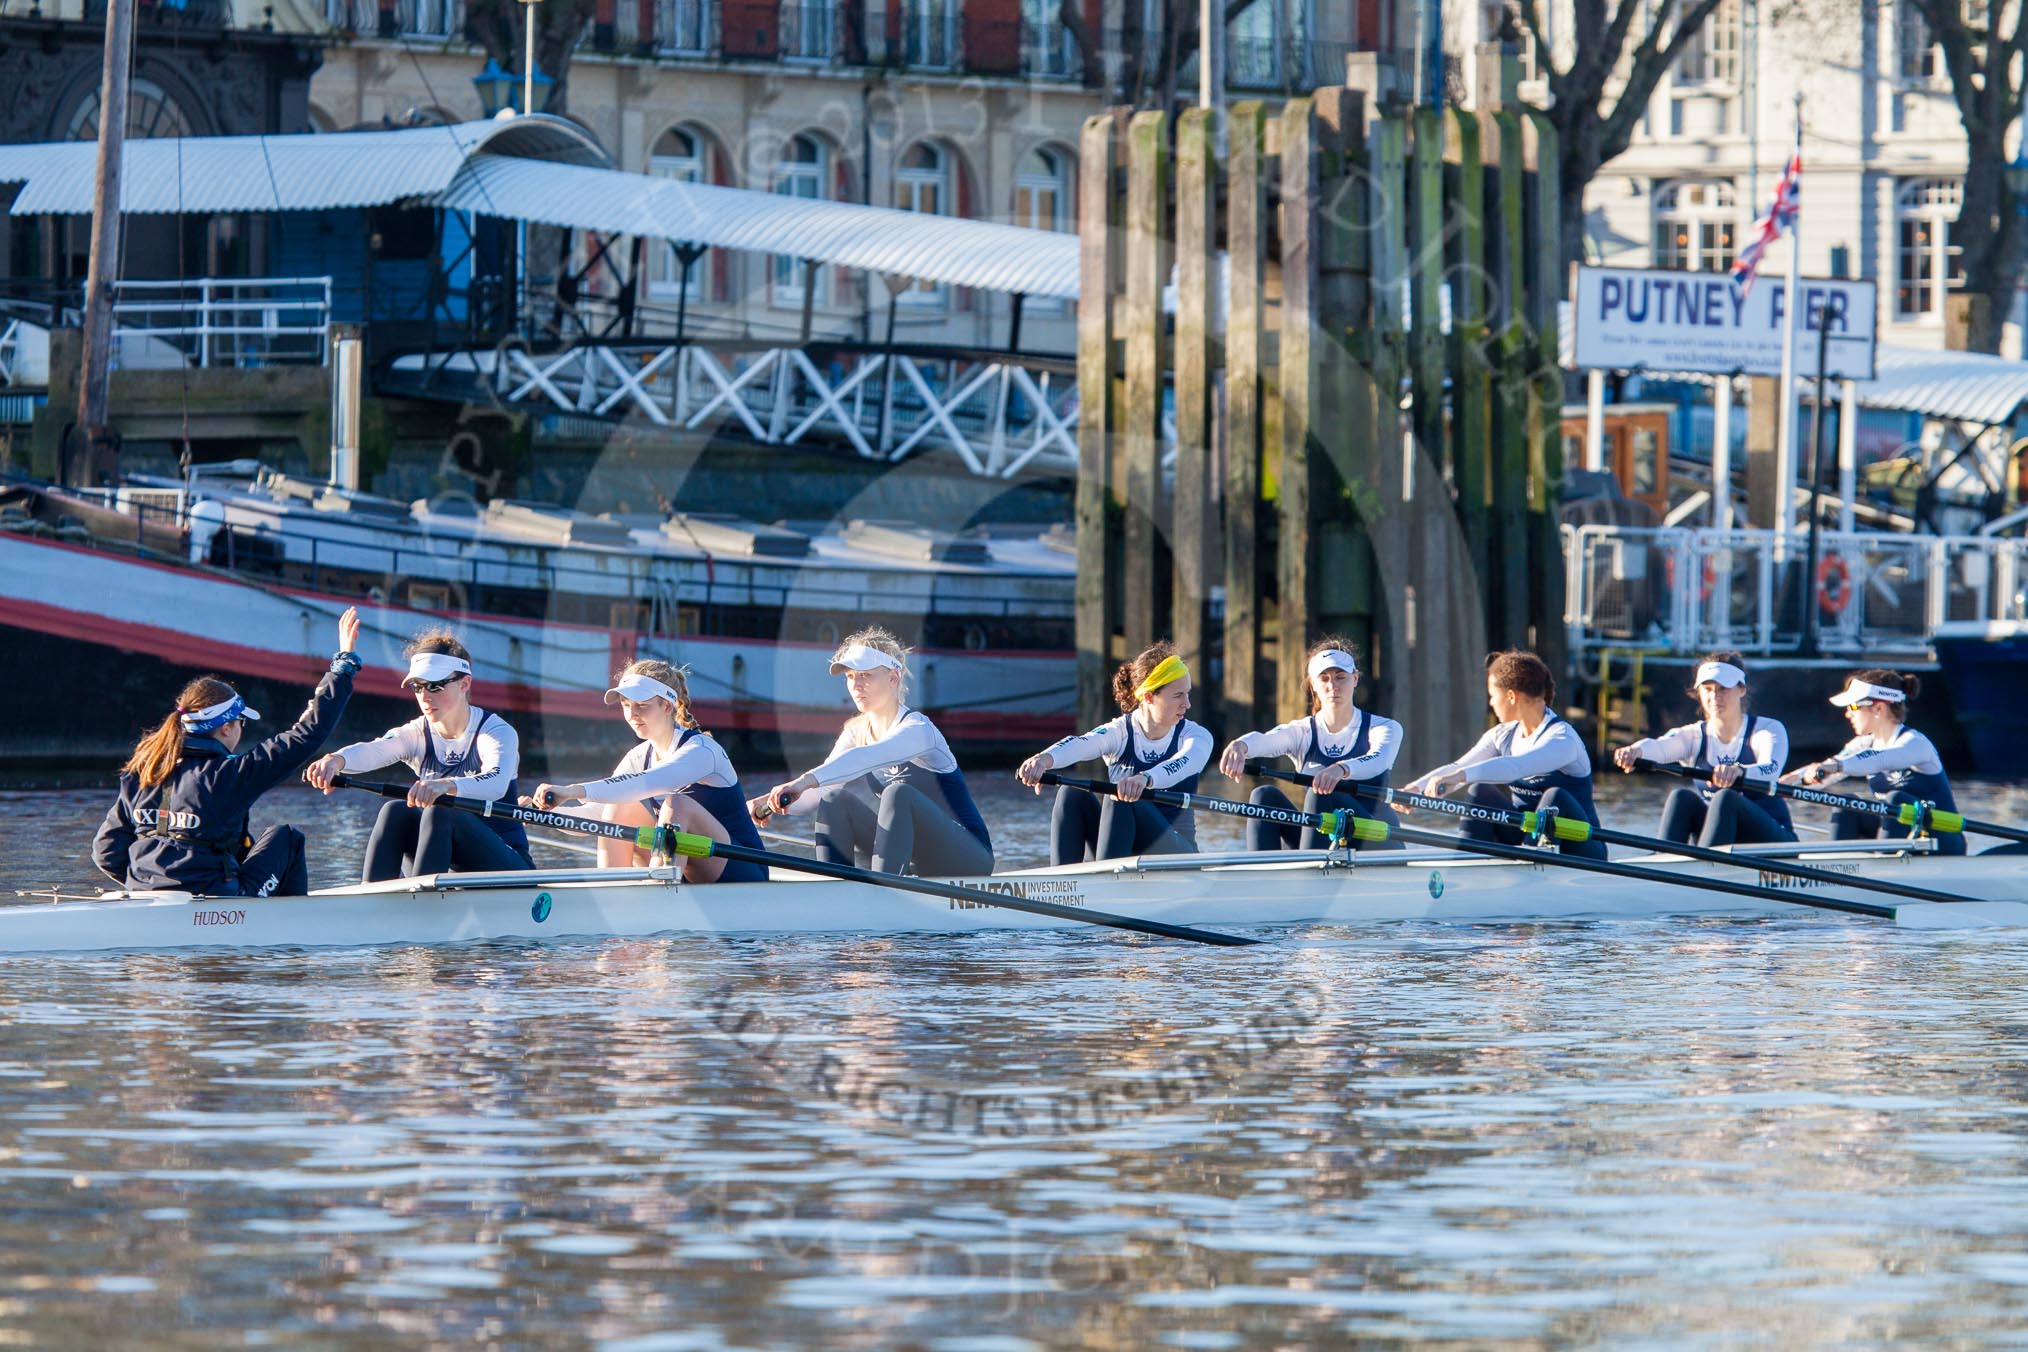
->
<box><xmin>7</xmin><ymin>846</ymin><xmax>2028</xmax><ymax>954</ymax></box>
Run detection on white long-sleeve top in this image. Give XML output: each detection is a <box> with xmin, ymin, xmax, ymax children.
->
<box><xmin>1421</xmin><ymin>715</ymin><xmax>1591</xmax><ymax>788</ymax></box>
<box><xmin>1623</xmin><ymin>716</ymin><xmax>1788</xmax><ymax>789</ymax></box>
<box><xmin>330</xmin><ymin>708</ymin><xmax>520</xmax><ymax>801</ymax></box>
<box><xmin>1236</xmin><ymin>710</ymin><xmax>1403</xmax><ymax>781</ymax></box>
<box><xmin>785</xmin><ymin>707</ymin><xmax>960</xmax><ymax>816</ymax></box>
<box><xmin>1041</xmin><ymin>711</ymin><xmax>1213</xmax><ymax>788</ymax></box>
<box><xmin>579</xmin><ymin>732</ymin><xmax>739</xmax><ymax>805</ymax></box>
<box><xmin>1832</xmin><ymin>725</ymin><xmax>1945</xmax><ymax>780</ymax></box>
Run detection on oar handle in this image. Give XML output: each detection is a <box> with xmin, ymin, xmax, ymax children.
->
<box><xmin>330</xmin><ymin>771</ymin><xmax>408</xmax><ymax>800</ymax></box>
<box><xmin>1243</xmin><ymin>758</ymin><xmax>1310</xmax><ymax>785</ymax></box>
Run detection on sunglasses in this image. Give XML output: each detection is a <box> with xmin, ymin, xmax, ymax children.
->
<box><xmin>407</xmin><ymin>676</ymin><xmax>464</xmax><ymax>694</ymax></box>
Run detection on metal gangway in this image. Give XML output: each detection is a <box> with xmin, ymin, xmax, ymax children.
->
<box><xmin>1563</xmin><ymin>522</ymin><xmax>2028</xmax><ymax>661</ymax></box>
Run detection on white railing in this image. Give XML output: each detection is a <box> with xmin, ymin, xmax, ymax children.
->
<box><xmin>432</xmin><ymin>340</ymin><xmax>1082</xmax><ymax>479</ymax></box>
<box><xmin>1564</xmin><ymin>523</ymin><xmax>2028</xmax><ymax>659</ymax></box>
<box><xmin>110</xmin><ymin>277</ymin><xmax>332</xmax><ymax>369</ymax></box>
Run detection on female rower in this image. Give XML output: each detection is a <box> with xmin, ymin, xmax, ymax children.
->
<box><xmin>1611</xmin><ymin>651</ymin><xmax>1795</xmax><ymax>847</ymax></box>
<box><xmin>94</xmin><ymin>607</ymin><xmax>361</xmax><ymax>897</ymax></box>
<box><xmin>751</xmin><ymin>629</ymin><xmax>993</xmax><ymax>877</ymax></box>
<box><xmin>1217</xmin><ymin>637</ymin><xmax>1402</xmax><ymax>851</ymax></box>
<box><xmin>1017</xmin><ymin>641</ymin><xmax>1213</xmax><ymax>865</ymax></box>
<box><xmin>523</xmin><ymin>660</ymin><xmax>765</xmax><ymax>883</ymax></box>
<box><xmin>1781</xmin><ymin>669</ymin><xmax>1965</xmax><ymax>856</ymax></box>
<box><xmin>304</xmin><ymin>628</ymin><xmax>533</xmax><ymax>881</ymax></box>
<box><xmin>1403</xmin><ymin>649</ymin><xmax>1607</xmax><ymax>859</ymax></box>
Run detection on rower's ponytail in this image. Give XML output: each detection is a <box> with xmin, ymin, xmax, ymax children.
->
<box><xmin>1304</xmin><ymin>634</ymin><xmax>1362</xmax><ymax>713</ymax></box>
<box><xmin>616</xmin><ymin>658</ymin><xmax>698</xmax><ymax>730</ymax></box>
<box><xmin>1113</xmin><ymin>641</ymin><xmax>1179</xmax><ymax>711</ymax></box>
<box><xmin>1484</xmin><ymin>649</ymin><xmax>1556</xmax><ymax>705</ymax></box>
<box><xmin>124</xmin><ymin>676</ymin><xmax>236</xmax><ymax>791</ymax></box>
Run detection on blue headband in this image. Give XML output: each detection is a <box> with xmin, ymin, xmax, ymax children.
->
<box><xmin>180</xmin><ymin>694</ymin><xmax>259</xmax><ymax>734</ymax></box>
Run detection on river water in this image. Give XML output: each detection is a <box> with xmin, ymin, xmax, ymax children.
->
<box><xmin>4</xmin><ymin>775</ymin><xmax>2028</xmax><ymax>1347</ymax></box>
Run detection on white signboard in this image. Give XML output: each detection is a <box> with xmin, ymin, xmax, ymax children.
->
<box><xmin>1572</xmin><ymin>266</ymin><xmax>1878</xmax><ymax>381</ymax></box>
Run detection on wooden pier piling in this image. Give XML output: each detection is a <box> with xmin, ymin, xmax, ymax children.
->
<box><xmin>1074</xmin><ymin>75</ymin><xmax>1567</xmax><ymax>766</ymax></box>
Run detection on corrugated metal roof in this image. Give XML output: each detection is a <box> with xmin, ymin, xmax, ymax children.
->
<box><xmin>0</xmin><ymin>118</ymin><xmax>606</xmax><ymax>215</ymax></box>
<box><xmin>1851</xmin><ymin>343</ymin><xmax>2028</xmax><ymax>427</ymax></box>
<box><xmin>438</xmin><ymin>156</ymin><xmax>1082</xmax><ymax>300</ymax></box>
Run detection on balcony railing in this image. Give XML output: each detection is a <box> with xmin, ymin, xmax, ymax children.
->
<box><xmin>779</xmin><ymin>3</ymin><xmax>833</xmax><ymax>60</ymax></box>
<box><xmin>323</xmin><ymin>0</ymin><xmax>463</xmax><ymax>40</ymax></box>
<box><xmin>903</xmin><ymin>6</ymin><xmax>959</xmax><ymax>68</ymax></box>
<box><xmin>655</xmin><ymin>0</ymin><xmax>712</xmax><ymax>55</ymax></box>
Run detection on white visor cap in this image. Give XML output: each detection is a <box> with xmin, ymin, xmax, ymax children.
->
<box><xmin>1695</xmin><ymin>661</ymin><xmax>1746</xmax><ymax>689</ymax></box>
<box><xmin>829</xmin><ymin>644</ymin><xmax>903</xmax><ymax>676</ymax></box>
<box><xmin>1306</xmin><ymin>649</ymin><xmax>1359</xmax><ymax>679</ymax></box>
<box><xmin>605</xmin><ymin>672</ymin><xmax>680</xmax><ymax>706</ymax></box>
<box><xmin>1830</xmin><ymin>679</ymin><xmax>1906</xmax><ymax>707</ymax></box>
<box><xmin>403</xmin><ymin>652</ymin><xmax>473</xmax><ymax>687</ymax></box>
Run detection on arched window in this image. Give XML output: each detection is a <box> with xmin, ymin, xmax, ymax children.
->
<box><xmin>1014</xmin><ymin>147</ymin><xmax>1069</xmax><ymax>233</ymax></box>
<box><xmin>1651</xmin><ymin>180</ymin><xmax>1737</xmax><ymax>273</ymax></box>
<box><xmin>68</xmin><ymin>79</ymin><xmax>193</xmax><ymax>140</ymax></box>
<box><xmin>771</xmin><ymin>134</ymin><xmax>829</xmax><ymax>307</ymax></box>
<box><xmin>1896</xmin><ymin>178</ymin><xmax>1962</xmax><ymax>320</ymax></box>
<box><xmin>896</xmin><ymin>142</ymin><xmax>950</xmax><ymax>307</ymax></box>
<box><xmin>648</xmin><ymin>126</ymin><xmax>713</xmax><ymax>303</ymax></box>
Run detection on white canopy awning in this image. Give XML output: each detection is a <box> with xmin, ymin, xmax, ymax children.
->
<box><xmin>0</xmin><ymin>117</ymin><xmax>1080</xmax><ymax>299</ymax></box>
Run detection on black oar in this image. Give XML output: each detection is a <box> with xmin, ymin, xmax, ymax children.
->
<box><xmin>1246</xmin><ymin>760</ymin><xmax>1980</xmax><ymax>908</ymax></box>
<box><xmin>1636</xmin><ymin>760</ymin><xmax>2026</xmax><ymax>845</ymax></box>
<box><xmin>1048</xmin><ymin>771</ymin><xmax>1896</xmax><ymax>920</ymax></box>
<box><xmin>1037</xmin><ymin>770</ymin><xmax>1390</xmax><ymax>845</ymax></box>
<box><xmin>328</xmin><ymin>776</ymin><xmax>1261</xmax><ymax>948</ymax></box>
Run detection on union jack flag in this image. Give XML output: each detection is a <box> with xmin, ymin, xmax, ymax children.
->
<box><xmin>1732</xmin><ymin>130</ymin><xmax>1802</xmax><ymax>300</ymax></box>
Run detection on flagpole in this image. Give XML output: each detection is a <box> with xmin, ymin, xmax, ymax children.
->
<box><xmin>1773</xmin><ymin>96</ymin><xmax>1803</xmax><ymax>550</ymax></box>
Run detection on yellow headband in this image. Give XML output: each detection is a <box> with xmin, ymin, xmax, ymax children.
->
<box><xmin>1133</xmin><ymin>654</ymin><xmax>1190</xmax><ymax>701</ymax></box>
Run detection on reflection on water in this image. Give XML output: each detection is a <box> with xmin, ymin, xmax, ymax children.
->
<box><xmin>1</xmin><ymin>778</ymin><xmax>2027</xmax><ymax>1345</ymax></box>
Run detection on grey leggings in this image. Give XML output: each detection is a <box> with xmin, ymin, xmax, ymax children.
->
<box><xmin>816</xmin><ymin>781</ymin><xmax>995</xmax><ymax>877</ymax></box>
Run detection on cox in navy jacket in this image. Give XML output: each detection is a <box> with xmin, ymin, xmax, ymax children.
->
<box><xmin>93</xmin><ymin>656</ymin><xmax>357</xmax><ymax>894</ymax></box>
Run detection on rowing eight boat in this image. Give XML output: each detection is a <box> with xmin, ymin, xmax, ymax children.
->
<box><xmin>7</xmin><ymin>839</ymin><xmax>2026</xmax><ymax>954</ymax></box>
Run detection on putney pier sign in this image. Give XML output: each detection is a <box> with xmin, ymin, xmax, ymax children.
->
<box><xmin>1572</xmin><ymin>266</ymin><xmax>1879</xmax><ymax>380</ymax></box>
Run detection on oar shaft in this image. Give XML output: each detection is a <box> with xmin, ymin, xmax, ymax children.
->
<box><xmin>1379</xmin><ymin>814</ymin><xmax>1895</xmax><ymax>919</ymax></box>
<box><xmin>329</xmin><ymin>774</ymin><xmax>662</xmax><ymax>849</ymax></box>
<box><xmin>674</xmin><ymin>834</ymin><xmax>1260</xmax><ymax>947</ymax></box>
<box><xmin>1039</xmin><ymin>772</ymin><xmax>1390</xmax><ymax>844</ymax></box>
<box><xmin>1636</xmin><ymin>760</ymin><xmax>2021</xmax><ymax>842</ymax></box>
<box><xmin>1250</xmin><ymin>760</ymin><xmax>1977</xmax><ymax>907</ymax></box>
<box><xmin>1238</xmin><ymin>760</ymin><xmax>1893</xmax><ymax>919</ymax></box>
<box><xmin>333</xmin><ymin>775</ymin><xmax>1256</xmax><ymax>946</ymax></box>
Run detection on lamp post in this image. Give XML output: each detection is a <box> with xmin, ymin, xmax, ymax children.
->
<box><xmin>520</xmin><ymin>0</ymin><xmax>541</xmax><ymax>114</ymax></box>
